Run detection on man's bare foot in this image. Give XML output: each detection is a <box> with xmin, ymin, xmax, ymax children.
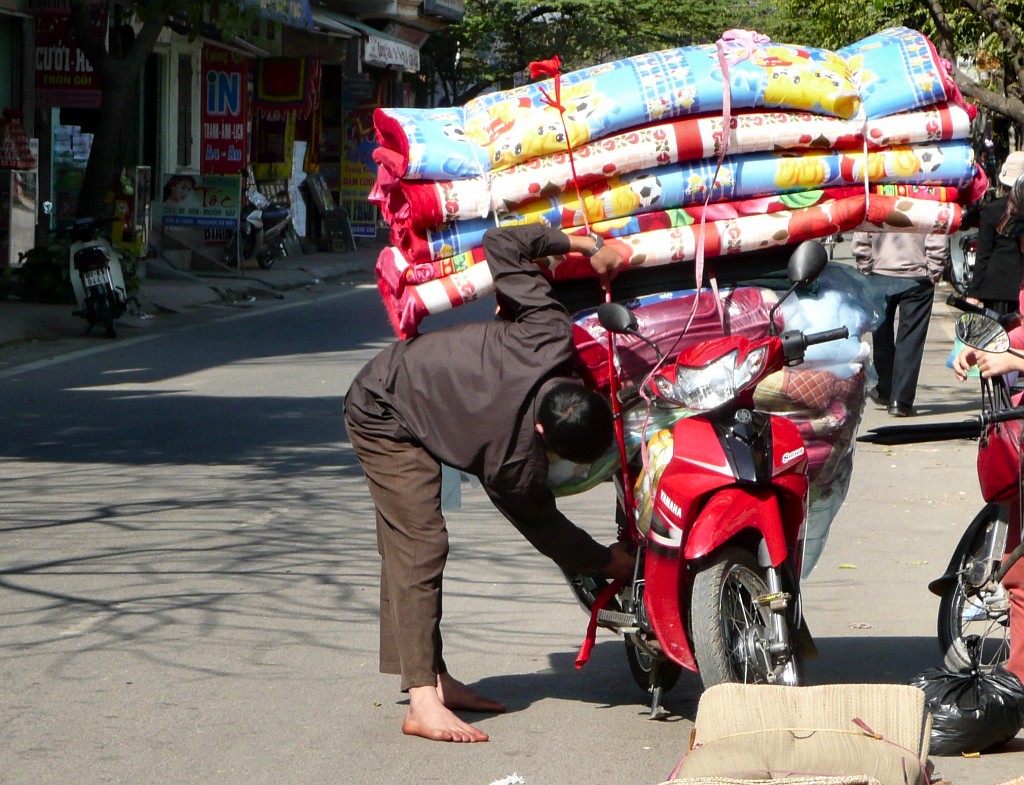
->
<box><xmin>437</xmin><ymin>672</ymin><xmax>506</xmax><ymax>713</ymax></box>
<box><xmin>403</xmin><ymin>684</ymin><xmax>489</xmax><ymax>742</ymax></box>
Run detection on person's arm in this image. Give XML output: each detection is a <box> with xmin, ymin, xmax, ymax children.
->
<box><xmin>851</xmin><ymin>232</ymin><xmax>874</xmax><ymax>273</ymax></box>
<box><xmin>481</xmin><ymin>226</ymin><xmax>624</xmax><ymax>321</ymax></box>
<box><xmin>975</xmin><ymin>349</ymin><xmax>1024</xmax><ymax>378</ymax></box>
<box><xmin>484</xmin><ymin>485</ymin><xmax>631</xmax><ymax>578</ymax></box>
<box><xmin>924</xmin><ymin>234</ymin><xmax>950</xmax><ymax>283</ymax></box>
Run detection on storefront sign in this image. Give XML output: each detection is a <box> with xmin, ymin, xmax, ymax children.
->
<box><xmin>340</xmin><ymin>78</ymin><xmax>381</xmax><ymax>238</ymax></box>
<box><xmin>32</xmin><ymin>0</ymin><xmax>105</xmax><ymax>109</ymax></box>
<box><xmin>161</xmin><ymin>174</ymin><xmax>241</xmax><ymax>229</ymax></box>
<box><xmin>423</xmin><ymin>0</ymin><xmax>465</xmax><ymax>21</ymax></box>
<box><xmin>243</xmin><ymin>0</ymin><xmax>313</xmax><ymax>29</ymax></box>
<box><xmin>363</xmin><ymin>35</ymin><xmax>420</xmax><ymax>72</ymax></box>
<box><xmin>201</xmin><ymin>47</ymin><xmax>248</xmax><ymax>175</ymax></box>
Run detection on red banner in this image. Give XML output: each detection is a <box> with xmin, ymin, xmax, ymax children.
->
<box><xmin>32</xmin><ymin>0</ymin><xmax>106</xmax><ymax>109</ymax></box>
<box><xmin>201</xmin><ymin>46</ymin><xmax>249</xmax><ymax>175</ymax></box>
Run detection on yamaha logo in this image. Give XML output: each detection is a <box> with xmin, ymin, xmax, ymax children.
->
<box><xmin>658</xmin><ymin>489</ymin><xmax>682</xmax><ymax>519</ymax></box>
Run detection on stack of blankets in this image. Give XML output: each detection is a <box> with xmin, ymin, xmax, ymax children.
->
<box><xmin>368</xmin><ymin>26</ymin><xmax>984</xmax><ymax>573</ymax></box>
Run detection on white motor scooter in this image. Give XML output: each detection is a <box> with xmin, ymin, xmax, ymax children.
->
<box><xmin>67</xmin><ymin>217</ymin><xmax>128</xmax><ymax>338</ymax></box>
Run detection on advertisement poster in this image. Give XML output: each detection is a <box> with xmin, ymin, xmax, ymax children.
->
<box><xmin>201</xmin><ymin>46</ymin><xmax>248</xmax><ymax>175</ymax></box>
<box><xmin>339</xmin><ymin>78</ymin><xmax>380</xmax><ymax>238</ymax></box>
<box><xmin>161</xmin><ymin>174</ymin><xmax>241</xmax><ymax>229</ymax></box>
<box><xmin>32</xmin><ymin>0</ymin><xmax>106</xmax><ymax>109</ymax></box>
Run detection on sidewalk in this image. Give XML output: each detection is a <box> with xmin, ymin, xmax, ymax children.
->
<box><xmin>0</xmin><ymin>241</ymin><xmax>382</xmax><ymax>355</ymax></box>
<box><xmin>0</xmin><ymin>235</ymin><xmax>973</xmax><ymax>421</ymax></box>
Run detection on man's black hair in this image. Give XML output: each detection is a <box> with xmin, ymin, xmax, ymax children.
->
<box><xmin>537</xmin><ymin>381</ymin><xmax>613</xmax><ymax>464</ymax></box>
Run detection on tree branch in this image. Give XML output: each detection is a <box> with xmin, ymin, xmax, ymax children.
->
<box><xmin>949</xmin><ymin>59</ymin><xmax>1024</xmax><ymax>121</ymax></box>
<box><xmin>68</xmin><ymin>0</ymin><xmax>110</xmax><ymax>76</ymax></box>
<box><xmin>922</xmin><ymin>0</ymin><xmax>956</xmax><ymax>60</ymax></box>
<box><xmin>959</xmin><ymin>0</ymin><xmax>1024</xmax><ymax>87</ymax></box>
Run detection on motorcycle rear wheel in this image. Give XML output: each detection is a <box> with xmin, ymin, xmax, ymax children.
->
<box><xmin>937</xmin><ymin>525</ymin><xmax>1011</xmax><ymax>672</ymax></box>
<box><xmin>88</xmin><ymin>287</ymin><xmax>116</xmax><ymax>338</ymax></box>
<box><xmin>690</xmin><ymin>547</ymin><xmax>801</xmax><ymax>689</ymax></box>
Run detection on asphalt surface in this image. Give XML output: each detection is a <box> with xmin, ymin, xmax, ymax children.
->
<box><xmin>1</xmin><ymin>239</ymin><xmax>1022</xmax><ymax>784</ymax></box>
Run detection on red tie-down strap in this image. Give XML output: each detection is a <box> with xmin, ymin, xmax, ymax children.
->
<box><xmin>575</xmin><ymin>578</ymin><xmax>626</xmax><ymax>668</ymax></box>
<box><xmin>530</xmin><ymin>56</ymin><xmax>592</xmax><ymax>234</ymax></box>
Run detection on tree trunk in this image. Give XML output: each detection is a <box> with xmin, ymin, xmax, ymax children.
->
<box><xmin>77</xmin><ymin>72</ymin><xmax>134</xmax><ymax>219</ymax></box>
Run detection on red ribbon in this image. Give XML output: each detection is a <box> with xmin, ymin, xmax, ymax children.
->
<box><xmin>529</xmin><ymin>55</ymin><xmax>592</xmax><ymax>233</ymax></box>
<box><xmin>575</xmin><ymin>578</ymin><xmax>625</xmax><ymax>669</ymax></box>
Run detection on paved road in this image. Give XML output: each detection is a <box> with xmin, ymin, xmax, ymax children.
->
<box><xmin>0</xmin><ymin>274</ymin><xmax>1021</xmax><ymax>785</ymax></box>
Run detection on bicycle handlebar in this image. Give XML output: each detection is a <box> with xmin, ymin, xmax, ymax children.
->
<box><xmin>980</xmin><ymin>405</ymin><xmax>1024</xmax><ymax>426</ymax></box>
<box><xmin>946</xmin><ymin>294</ymin><xmax>1017</xmax><ymax>327</ymax></box>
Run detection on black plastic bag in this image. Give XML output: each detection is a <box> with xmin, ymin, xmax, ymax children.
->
<box><xmin>910</xmin><ymin>647</ymin><xmax>1024</xmax><ymax>756</ymax></box>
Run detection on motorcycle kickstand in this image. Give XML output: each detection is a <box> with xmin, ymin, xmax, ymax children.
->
<box><xmin>647</xmin><ymin>663</ymin><xmax>669</xmax><ymax>720</ymax></box>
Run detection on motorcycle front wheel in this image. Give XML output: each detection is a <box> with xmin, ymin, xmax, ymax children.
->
<box><xmin>937</xmin><ymin>525</ymin><xmax>1011</xmax><ymax>672</ymax></box>
<box><xmin>624</xmin><ymin>635</ymin><xmax>683</xmax><ymax>694</ymax></box>
<box><xmin>690</xmin><ymin>547</ymin><xmax>801</xmax><ymax>689</ymax></box>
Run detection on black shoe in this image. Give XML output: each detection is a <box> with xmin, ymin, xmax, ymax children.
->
<box><xmin>887</xmin><ymin>402</ymin><xmax>917</xmax><ymax>417</ymax></box>
<box><xmin>867</xmin><ymin>387</ymin><xmax>890</xmax><ymax>406</ymax></box>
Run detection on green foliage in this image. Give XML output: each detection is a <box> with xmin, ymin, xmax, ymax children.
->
<box><xmin>12</xmin><ymin>236</ymin><xmax>140</xmax><ymax>305</ymax></box>
<box><xmin>423</xmin><ymin>0</ymin><xmax>774</xmax><ymax>105</ymax></box>
<box><xmin>15</xmin><ymin>241</ymin><xmax>75</xmax><ymax>304</ymax></box>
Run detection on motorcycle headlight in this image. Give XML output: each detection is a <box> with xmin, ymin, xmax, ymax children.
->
<box><xmin>653</xmin><ymin>347</ymin><xmax>767</xmax><ymax>411</ymax></box>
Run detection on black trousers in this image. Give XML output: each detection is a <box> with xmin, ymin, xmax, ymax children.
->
<box><xmin>872</xmin><ymin>276</ymin><xmax>935</xmax><ymax>407</ymax></box>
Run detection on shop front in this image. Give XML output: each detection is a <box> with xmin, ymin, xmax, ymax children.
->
<box><xmin>0</xmin><ymin>1</ymin><xmax>37</xmax><ymax>267</ymax></box>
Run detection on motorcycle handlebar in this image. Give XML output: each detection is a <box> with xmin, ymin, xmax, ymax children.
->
<box><xmin>617</xmin><ymin>384</ymin><xmax>644</xmax><ymax>406</ymax></box>
<box><xmin>804</xmin><ymin>327</ymin><xmax>850</xmax><ymax>346</ymax></box>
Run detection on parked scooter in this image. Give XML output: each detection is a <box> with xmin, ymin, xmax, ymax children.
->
<box><xmin>566</xmin><ymin>241</ymin><xmax>848</xmax><ymax>715</ymax></box>
<box><xmin>222</xmin><ymin>180</ymin><xmax>293</xmax><ymax>270</ymax></box>
<box><xmin>66</xmin><ymin>216</ymin><xmax>128</xmax><ymax>338</ymax></box>
<box><xmin>946</xmin><ymin>231</ymin><xmax>977</xmax><ymax>296</ymax></box>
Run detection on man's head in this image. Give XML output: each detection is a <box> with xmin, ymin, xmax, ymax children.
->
<box><xmin>536</xmin><ymin>381</ymin><xmax>613</xmax><ymax>464</ymax></box>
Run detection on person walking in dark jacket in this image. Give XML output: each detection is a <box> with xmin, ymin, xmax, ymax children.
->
<box><xmin>967</xmin><ymin>151</ymin><xmax>1024</xmax><ymax>314</ymax></box>
<box><xmin>344</xmin><ymin>225</ymin><xmax>632</xmax><ymax>743</ymax></box>
<box><xmin>853</xmin><ymin>231</ymin><xmax>950</xmax><ymax>417</ymax></box>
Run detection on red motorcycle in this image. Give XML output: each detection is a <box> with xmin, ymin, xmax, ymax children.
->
<box><xmin>565</xmin><ymin>241</ymin><xmax>849</xmax><ymax>715</ymax></box>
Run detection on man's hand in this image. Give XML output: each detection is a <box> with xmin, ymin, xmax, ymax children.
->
<box><xmin>589</xmin><ymin>244</ymin><xmax>625</xmax><ymax>288</ymax></box>
<box><xmin>603</xmin><ymin>541</ymin><xmax>636</xmax><ymax>581</ymax></box>
<box><xmin>567</xmin><ymin>233</ymin><xmax>627</xmax><ymax>289</ymax></box>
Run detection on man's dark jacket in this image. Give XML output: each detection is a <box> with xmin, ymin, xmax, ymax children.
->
<box><xmin>344</xmin><ymin>224</ymin><xmax>612</xmax><ymax>575</ymax></box>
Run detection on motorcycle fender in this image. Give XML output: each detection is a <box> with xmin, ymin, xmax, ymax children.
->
<box><xmin>928</xmin><ymin>502</ymin><xmax>1004</xmax><ymax>596</ymax></box>
<box><xmin>644</xmin><ymin>537</ymin><xmax>698</xmax><ymax>672</ymax></box>
<box><xmin>684</xmin><ymin>487</ymin><xmax>787</xmax><ymax>567</ymax></box>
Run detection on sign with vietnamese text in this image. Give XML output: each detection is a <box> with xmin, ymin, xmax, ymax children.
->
<box><xmin>32</xmin><ymin>0</ymin><xmax>106</xmax><ymax>109</ymax></box>
<box><xmin>161</xmin><ymin>174</ymin><xmax>241</xmax><ymax>229</ymax></box>
<box><xmin>201</xmin><ymin>47</ymin><xmax>249</xmax><ymax>175</ymax></box>
<box><xmin>363</xmin><ymin>36</ymin><xmax>420</xmax><ymax>72</ymax></box>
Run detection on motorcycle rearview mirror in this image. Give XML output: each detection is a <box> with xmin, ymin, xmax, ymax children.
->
<box><xmin>597</xmin><ymin>302</ymin><xmax>638</xmax><ymax>335</ymax></box>
<box><xmin>768</xmin><ymin>241</ymin><xmax>830</xmax><ymax>335</ymax></box>
<box><xmin>787</xmin><ymin>240</ymin><xmax>830</xmax><ymax>286</ymax></box>
<box><xmin>955</xmin><ymin>312</ymin><xmax>1014</xmax><ymax>354</ymax></box>
<box><xmin>597</xmin><ymin>302</ymin><xmax>664</xmax><ymax>362</ymax></box>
